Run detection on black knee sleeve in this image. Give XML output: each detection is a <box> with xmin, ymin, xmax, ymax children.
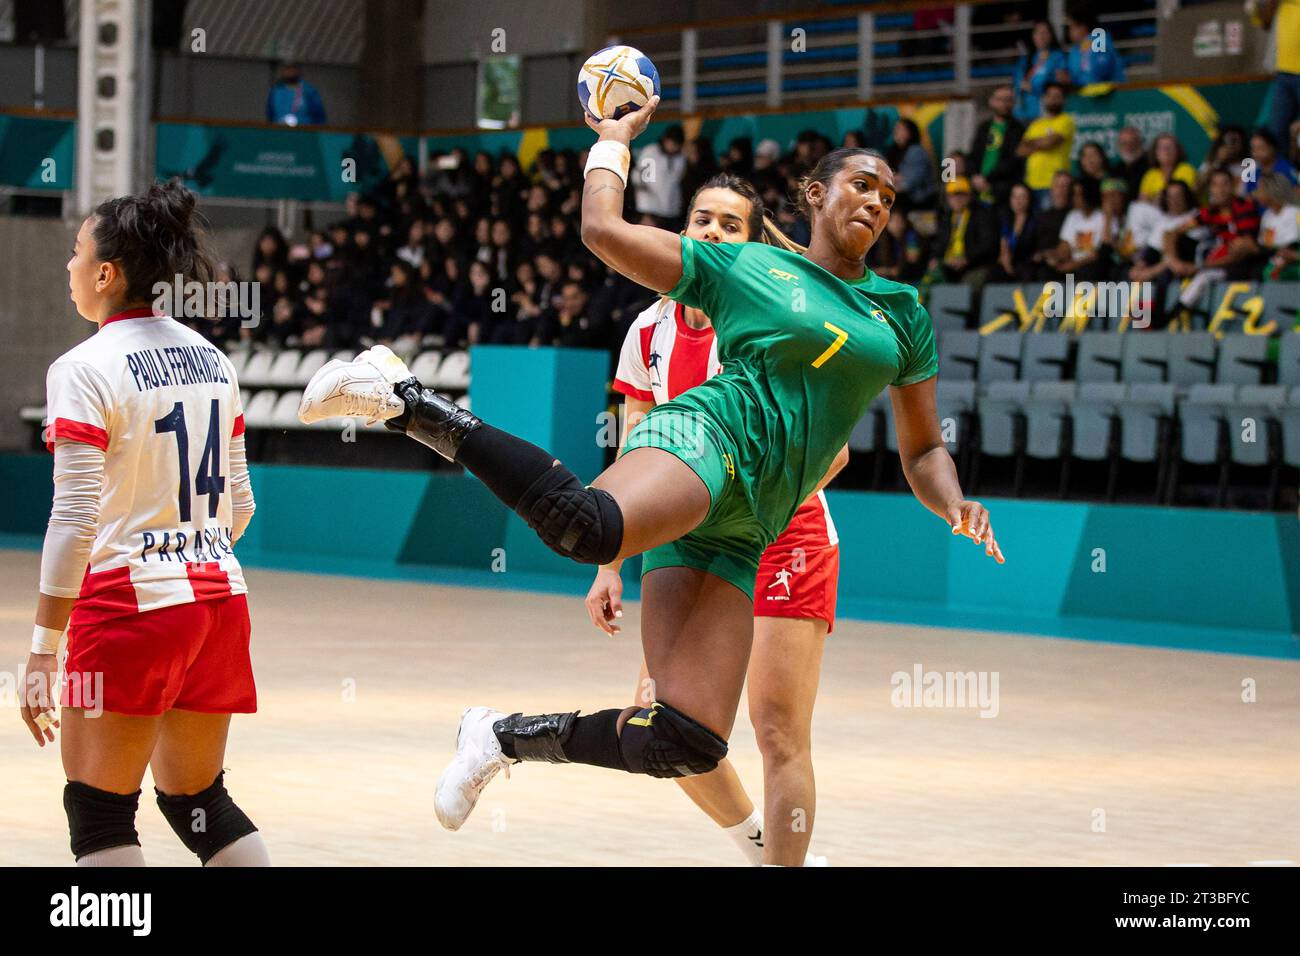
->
<box><xmin>618</xmin><ymin>701</ymin><xmax>728</xmax><ymax>778</ymax></box>
<box><xmin>516</xmin><ymin>464</ymin><xmax>624</xmax><ymax>565</ymax></box>
<box><xmin>155</xmin><ymin>771</ymin><xmax>258</xmax><ymax>865</ymax></box>
<box><xmin>64</xmin><ymin>781</ymin><xmax>141</xmax><ymax>860</ymax></box>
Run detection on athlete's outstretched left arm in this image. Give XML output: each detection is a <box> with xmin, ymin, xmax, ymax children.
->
<box><xmin>891</xmin><ymin>377</ymin><xmax>1005</xmax><ymax>563</ymax></box>
<box><xmin>579</xmin><ymin>98</ymin><xmax>684</xmax><ymax>294</ymax></box>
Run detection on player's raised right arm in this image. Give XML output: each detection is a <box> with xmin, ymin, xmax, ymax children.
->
<box><xmin>579</xmin><ymin>98</ymin><xmax>684</xmax><ymax>294</ymax></box>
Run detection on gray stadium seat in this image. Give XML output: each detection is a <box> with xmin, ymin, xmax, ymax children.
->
<box><xmin>976</xmin><ymin>381</ymin><xmax>1030</xmax><ymax>457</ymax></box>
<box><xmin>1178</xmin><ymin>384</ymin><xmax>1234</xmax><ymax>465</ymax></box>
<box><xmin>242</xmin><ymin>389</ymin><xmax>278</xmax><ymax>428</ymax></box>
<box><xmin>1118</xmin><ymin>383</ymin><xmax>1175</xmax><ymax>464</ymax></box>
<box><xmin>271</xmin><ymin>390</ymin><xmax>306</xmax><ymax>428</ymax></box>
<box><xmin>935</xmin><ymin>380</ymin><xmax>977</xmax><ymax>454</ymax></box>
<box><xmin>409</xmin><ymin>351</ymin><xmax>442</xmax><ymax>384</ymax></box>
<box><xmin>241</xmin><ymin>351</ymin><xmax>275</xmax><ymax>388</ymax></box>
<box><xmin>976</xmin><ymin>331</ymin><xmax>1022</xmax><ymax>382</ymax></box>
<box><xmin>926</xmin><ymin>284</ymin><xmax>973</xmax><ymax>333</ymax></box>
<box><xmin>977</xmin><ymin>284</ymin><xmax>1024</xmax><ymax>330</ymax></box>
<box><xmin>1164</xmin><ymin>278</ymin><xmax>1216</xmax><ymax>331</ymax></box>
<box><xmin>1258</xmin><ymin>282</ymin><xmax>1300</xmax><ymax>336</ymax></box>
<box><xmin>1023</xmin><ymin>381</ymin><xmax>1076</xmax><ymax>460</ymax></box>
<box><xmin>433</xmin><ymin>350</ymin><xmax>471</xmax><ymax>389</ymax></box>
<box><xmin>1075</xmin><ymin>332</ymin><xmax>1123</xmax><ymax>382</ymax></box>
<box><xmin>1280</xmin><ymin>333</ymin><xmax>1300</xmax><ymax>387</ymax></box>
<box><xmin>1021</xmin><ymin>334</ymin><xmax>1071</xmax><ymax>381</ymax></box>
<box><xmin>882</xmin><ymin>389</ymin><xmax>901</xmax><ymax>453</ymax></box>
<box><xmin>267</xmin><ymin>349</ymin><xmax>303</xmax><ymax>386</ymax></box>
<box><xmin>1167</xmin><ymin>332</ymin><xmax>1217</xmax><ymax>388</ymax></box>
<box><xmin>1226</xmin><ymin>385</ymin><xmax>1286</xmax><ymax>467</ymax></box>
<box><xmin>294</xmin><ymin>349</ymin><xmax>331</xmax><ymax>385</ymax></box>
<box><xmin>1071</xmin><ymin>383</ymin><xmax>1125</xmax><ymax>461</ymax></box>
<box><xmin>1282</xmin><ymin>386</ymin><xmax>1300</xmax><ymax>468</ymax></box>
<box><xmin>847</xmin><ymin>404</ymin><xmax>879</xmax><ymax>452</ymax></box>
<box><xmin>1216</xmin><ymin>334</ymin><xmax>1271</xmax><ymax>385</ymax></box>
<box><xmin>1121</xmin><ymin>334</ymin><xmax>1169</xmax><ymax>383</ymax></box>
<box><xmin>937</xmin><ymin>330</ymin><xmax>980</xmax><ymax>381</ymax></box>
<box><xmin>225</xmin><ymin>348</ymin><xmax>251</xmax><ymax>380</ymax></box>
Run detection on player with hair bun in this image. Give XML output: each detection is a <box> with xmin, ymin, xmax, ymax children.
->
<box><xmin>21</xmin><ymin>181</ymin><xmax>269</xmax><ymax>867</ymax></box>
<box><xmin>300</xmin><ymin>96</ymin><xmax>1003</xmax><ymax>864</ymax></box>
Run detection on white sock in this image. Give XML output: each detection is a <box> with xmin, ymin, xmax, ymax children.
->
<box><xmin>77</xmin><ymin>844</ymin><xmax>145</xmax><ymax>867</ymax></box>
<box><xmin>204</xmin><ymin>832</ymin><xmax>271</xmax><ymax>867</ymax></box>
<box><xmin>722</xmin><ymin>808</ymin><xmax>765</xmax><ymax>866</ymax></box>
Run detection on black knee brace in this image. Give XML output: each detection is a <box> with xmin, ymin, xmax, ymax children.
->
<box><xmin>516</xmin><ymin>464</ymin><xmax>624</xmax><ymax>565</ymax></box>
<box><xmin>155</xmin><ymin>771</ymin><xmax>258</xmax><ymax>865</ymax></box>
<box><xmin>618</xmin><ymin>701</ymin><xmax>728</xmax><ymax>778</ymax></box>
<box><xmin>64</xmin><ymin>781</ymin><xmax>141</xmax><ymax>860</ymax></box>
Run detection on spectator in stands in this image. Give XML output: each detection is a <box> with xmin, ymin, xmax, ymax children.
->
<box><xmin>1195</xmin><ymin>125</ymin><xmax>1248</xmax><ymax>196</ymax></box>
<box><xmin>1029</xmin><ymin>170</ymin><xmax>1075</xmax><ymax>278</ymax></box>
<box><xmin>681</xmin><ymin>138</ymin><xmax>721</xmax><ymax>209</ymax></box>
<box><xmin>1245</xmin><ymin>128</ymin><xmax>1299</xmax><ymax>196</ymax></box>
<box><xmin>750</xmin><ymin>139</ymin><xmax>786</xmax><ymax>200</ymax></box>
<box><xmin>485</xmin><ymin>219</ymin><xmax>516</xmax><ymax>283</ymax></box>
<box><xmin>1060</xmin><ymin>8</ymin><xmax>1125</xmax><ymax>87</ymax></box>
<box><xmin>444</xmin><ymin>260</ymin><xmax>498</xmax><ymax>348</ymax></box>
<box><xmin>531</xmin><ymin>279</ymin><xmax>605</xmax><ymax>349</ymax></box>
<box><xmin>375</xmin><ymin>261</ymin><xmax>434</xmax><ymax>352</ymax></box>
<box><xmin>868</xmin><ymin>208</ymin><xmax>929</xmax><ymax>283</ymax></box>
<box><xmin>929</xmin><ymin>177</ymin><xmax>999</xmax><ymax>290</ymax></box>
<box><xmin>251</xmin><ymin>226</ymin><xmax>288</xmax><ymax>277</ymax></box>
<box><xmin>1129</xmin><ymin>180</ymin><xmax>1198</xmax><ymax>286</ymax></box>
<box><xmin>1256</xmin><ymin>0</ymin><xmax>1300</xmax><ymax>151</ymax></box>
<box><xmin>265</xmin><ymin>61</ymin><xmax>326</xmax><ymax>126</ymax></box>
<box><xmin>1256</xmin><ymin>171</ymin><xmax>1300</xmax><ymax>280</ymax></box>
<box><xmin>1096</xmin><ymin>178</ymin><xmax>1131</xmax><ymax>280</ymax></box>
<box><xmin>1075</xmin><ymin>142</ymin><xmax>1110</xmax><ymax>196</ymax></box>
<box><xmin>1168</xmin><ymin>167</ymin><xmax>1263</xmax><ymax>307</ymax></box>
<box><xmin>1017</xmin><ymin>82</ymin><xmax>1075</xmax><ymax>209</ymax></box>
<box><xmin>887</xmin><ymin>118</ymin><xmax>938</xmax><ymax>210</ymax></box>
<box><xmin>722</xmin><ymin>136</ymin><xmax>756</xmax><ymax>178</ymax></box>
<box><xmin>634</xmin><ymin>124</ymin><xmax>687</xmax><ymax>229</ymax></box>
<box><xmin>969</xmin><ymin>85</ymin><xmax>1025</xmax><ymax>206</ymax></box>
<box><xmin>1137</xmin><ymin>133</ymin><xmax>1197</xmax><ymax>201</ymax></box>
<box><xmin>994</xmin><ymin>181</ymin><xmax>1041</xmax><ymax>282</ymax></box>
<box><xmin>297</xmin><ymin>288</ymin><xmax>330</xmax><ymax>349</ymax></box>
<box><xmin>1013</xmin><ymin>20</ymin><xmax>1067</xmax><ymax>122</ymax></box>
<box><xmin>505</xmin><ymin>260</ymin><xmax>546</xmax><ymax>344</ymax></box>
<box><xmin>1111</xmin><ymin>126</ymin><xmax>1151</xmax><ymax>199</ymax></box>
<box><xmin>1046</xmin><ymin>177</ymin><xmax>1108</xmax><ymax>282</ymax></box>
<box><xmin>395</xmin><ymin>220</ymin><xmax>426</xmax><ymax>270</ymax></box>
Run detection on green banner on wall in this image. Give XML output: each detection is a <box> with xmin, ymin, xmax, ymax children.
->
<box><xmin>0</xmin><ymin>114</ymin><xmax>74</xmax><ymax>190</ymax></box>
<box><xmin>155</xmin><ymin>122</ymin><xmax>417</xmax><ymax>201</ymax></box>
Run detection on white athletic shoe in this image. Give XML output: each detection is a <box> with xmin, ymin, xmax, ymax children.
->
<box><xmin>434</xmin><ymin>706</ymin><xmax>513</xmax><ymax>831</ymax></box>
<box><xmin>296</xmin><ymin>346</ymin><xmax>412</xmax><ymax>425</ymax></box>
<box><xmin>805</xmin><ymin>851</ymin><xmax>829</xmax><ymax>867</ymax></box>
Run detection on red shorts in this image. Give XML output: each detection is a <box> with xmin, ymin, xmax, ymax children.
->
<box><xmin>753</xmin><ymin>543</ymin><xmax>840</xmax><ymax>633</ymax></box>
<box><xmin>62</xmin><ymin>594</ymin><xmax>256</xmax><ymax>717</ymax></box>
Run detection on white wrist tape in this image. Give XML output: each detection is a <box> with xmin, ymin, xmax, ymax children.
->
<box><xmin>31</xmin><ymin>625</ymin><xmax>62</xmax><ymax>655</ymax></box>
<box><xmin>584</xmin><ymin>140</ymin><xmax>631</xmax><ymax>187</ymax></box>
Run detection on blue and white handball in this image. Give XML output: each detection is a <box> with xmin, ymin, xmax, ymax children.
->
<box><xmin>577</xmin><ymin>45</ymin><xmax>660</xmax><ymax>122</ymax></box>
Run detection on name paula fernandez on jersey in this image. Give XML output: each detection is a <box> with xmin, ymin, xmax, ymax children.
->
<box><xmin>125</xmin><ymin>344</ymin><xmax>230</xmax><ymax>393</ymax></box>
<box><xmin>139</xmin><ymin>525</ymin><xmax>235</xmax><ymax>564</ymax></box>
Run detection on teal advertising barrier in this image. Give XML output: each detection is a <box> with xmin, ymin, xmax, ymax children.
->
<box><xmin>1</xmin><ymin>451</ymin><xmax>1296</xmax><ymax>657</ymax></box>
<box><xmin>154</xmin><ymin>122</ymin><xmax>418</xmax><ymax>201</ymax></box>
<box><xmin>0</xmin><ymin>113</ymin><xmax>75</xmax><ymax>190</ymax></box>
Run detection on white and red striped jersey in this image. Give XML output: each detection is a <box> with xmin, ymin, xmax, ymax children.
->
<box><xmin>613</xmin><ymin>297</ymin><xmax>722</xmax><ymax>405</ymax></box>
<box><xmin>45</xmin><ymin>308</ymin><xmax>248</xmax><ymax>626</ymax></box>
<box><xmin>613</xmin><ymin>297</ymin><xmax>838</xmax><ymax>550</ymax></box>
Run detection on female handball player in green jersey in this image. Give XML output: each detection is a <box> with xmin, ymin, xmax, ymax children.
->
<box><xmin>298</xmin><ymin>95</ymin><xmax>1005</xmax><ymax>847</ymax></box>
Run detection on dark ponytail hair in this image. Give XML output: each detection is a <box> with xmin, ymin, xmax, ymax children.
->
<box><xmin>794</xmin><ymin>147</ymin><xmax>890</xmax><ymax>227</ymax></box>
<box><xmin>91</xmin><ymin>180</ymin><xmax>214</xmax><ymax>304</ymax></box>
<box><xmin>685</xmin><ymin>172</ymin><xmax>806</xmax><ymax>253</ymax></box>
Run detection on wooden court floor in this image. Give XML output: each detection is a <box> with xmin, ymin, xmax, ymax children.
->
<box><xmin>1</xmin><ymin>548</ymin><xmax>1296</xmax><ymax>867</ymax></box>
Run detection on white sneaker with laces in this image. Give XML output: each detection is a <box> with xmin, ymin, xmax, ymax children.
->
<box><xmin>434</xmin><ymin>706</ymin><xmax>513</xmax><ymax>831</ymax></box>
<box><xmin>296</xmin><ymin>347</ymin><xmax>411</xmax><ymax>424</ymax></box>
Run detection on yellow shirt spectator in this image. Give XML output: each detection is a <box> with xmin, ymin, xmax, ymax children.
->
<box><xmin>1024</xmin><ymin>113</ymin><xmax>1075</xmax><ymax>190</ymax></box>
<box><xmin>1138</xmin><ymin>162</ymin><xmax>1198</xmax><ymax>200</ymax></box>
<box><xmin>1277</xmin><ymin>0</ymin><xmax>1299</xmax><ymax>74</ymax></box>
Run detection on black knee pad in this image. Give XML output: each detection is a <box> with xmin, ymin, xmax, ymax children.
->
<box><xmin>515</xmin><ymin>464</ymin><xmax>623</xmax><ymax>565</ymax></box>
<box><xmin>618</xmin><ymin>701</ymin><xmax>728</xmax><ymax>778</ymax></box>
<box><xmin>64</xmin><ymin>781</ymin><xmax>141</xmax><ymax>860</ymax></box>
<box><xmin>155</xmin><ymin>771</ymin><xmax>258</xmax><ymax>864</ymax></box>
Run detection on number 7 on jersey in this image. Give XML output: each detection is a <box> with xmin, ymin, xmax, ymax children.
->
<box><xmin>812</xmin><ymin>322</ymin><xmax>849</xmax><ymax>368</ymax></box>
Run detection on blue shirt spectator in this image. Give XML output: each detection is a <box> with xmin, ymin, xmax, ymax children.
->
<box><xmin>1013</xmin><ymin>20</ymin><xmax>1068</xmax><ymax>122</ymax></box>
<box><xmin>1064</xmin><ymin>11</ymin><xmax>1126</xmax><ymax>86</ymax></box>
<box><xmin>266</xmin><ymin>62</ymin><xmax>327</xmax><ymax>126</ymax></box>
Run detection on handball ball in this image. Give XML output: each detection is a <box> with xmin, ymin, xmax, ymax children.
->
<box><xmin>577</xmin><ymin>45</ymin><xmax>660</xmax><ymax>122</ymax></box>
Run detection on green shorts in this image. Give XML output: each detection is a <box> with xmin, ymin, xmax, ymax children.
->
<box><xmin>623</xmin><ymin>403</ymin><xmax>769</xmax><ymax>600</ymax></box>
